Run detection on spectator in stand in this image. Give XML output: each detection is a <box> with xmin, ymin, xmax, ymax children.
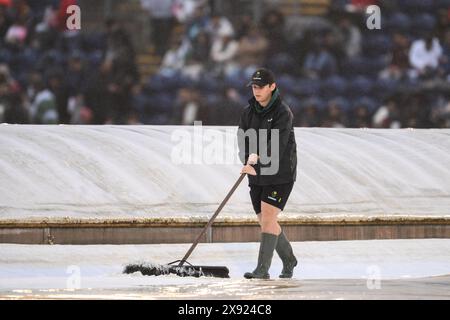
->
<box><xmin>0</xmin><ymin>64</ymin><xmax>28</xmax><ymax>123</ymax></box>
<box><xmin>185</xmin><ymin>3</ymin><xmax>209</xmax><ymax>41</ymax></box>
<box><xmin>7</xmin><ymin>0</ymin><xmax>31</xmax><ymax>25</ymax></box>
<box><xmin>297</xmin><ymin>98</ymin><xmax>321</xmax><ymax>127</ymax></box>
<box><xmin>237</xmin><ymin>24</ymin><xmax>268</xmax><ymax>73</ymax></box>
<box><xmin>65</xmin><ymin>51</ymin><xmax>86</xmax><ymax>96</ymax></box>
<box><xmin>372</xmin><ymin>98</ymin><xmax>401</xmax><ymax>128</ymax></box>
<box><xmin>83</xmin><ymin>65</ymin><xmax>109</xmax><ymax>124</ymax></box>
<box><xmin>234</xmin><ymin>13</ymin><xmax>253</xmax><ymax>40</ymax></box>
<box><xmin>403</xmin><ymin>93</ymin><xmax>432</xmax><ymax>128</ymax></box>
<box><xmin>190</xmin><ymin>30</ymin><xmax>211</xmax><ymax>62</ymax></box>
<box><xmin>102</xmin><ymin>18</ymin><xmax>139</xmax><ymax>124</ymax></box>
<box><xmin>183</xmin><ymin>30</ymin><xmax>210</xmax><ymax>80</ymax></box>
<box><xmin>33</xmin><ymin>5</ymin><xmax>60</xmax><ymax>51</ymax></box>
<box><xmin>4</xmin><ymin>15</ymin><xmax>27</xmax><ymax>48</ymax></box>
<box><xmin>0</xmin><ymin>4</ymin><xmax>12</xmax><ymax>44</ymax></box>
<box><xmin>379</xmin><ymin>32</ymin><xmax>411</xmax><ymax>80</ymax></box>
<box><xmin>351</xmin><ymin>104</ymin><xmax>372</xmax><ymax>128</ymax></box>
<box><xmin>172</xmin><ymin>0</ymin><xmax>203</xmax><ymax>24</ymax></box>
<box><xmin>211</xmin><ymin>87</ymin><xmax>244</xmax><ymax>125</ymax></box>
<box><xmin>47</xmin><ymin>69</ymin><xmax>70</xmax><ymax>123</ymax></box>
<box><xmin>126</xmin><ymin>110</ymin><xmax>143</xmax><ymax>125</ymax></box>
<box><xmin>436</xmin><ymin>8</ymin><xmax>450</xmax><ymax>44</ymax></box>
<box><xmin>61</xmin><ymin>51</ymin><xmax>88</xmax><ymax>123</ymax></box>
<box><xmin>321</xmin><ymin>98</ymin><xmax>347</xmax><ymax>127</ymax></box>
<box><xmin>430</xmin><ymin>95</ymin><xmax>450</xmax><ymax>128</ymax></box>
<box><xmin>27</xmin><ymin>72</ymin><xmax>58</xmax><ymax>124</ymax></box>
<box><xmin>174</xmin><ymin>87</ymin><xmax>208</xmax><ymax>125</ymax></box>
<box><xmin>260</xmin><ymin>9</ymin><xmax>287</xmax><ymax>57</ymax></box>
<box><xmin>303</xmin><ymin>38</ymin><xmax>338</xmax><ymax>79</ymax></box>
<box><xmin>210</xmin><ymin>28</ymin><xmax>239</xmax><ymax>77</ymax></box>
<box><xmin>335</xmin><ymin>14</ymin><xmax>361</xmax><ymax>58</ymax></box>
<box><xmin>323</xmin><ymin>29</ymin><xmax>345</xmax><ymax>68</ymax></box>
<box><xmin>140</xmin><ymin>0</ymin><xmax>175</xmax><ymax>55</ymax></box>
<box><xmin>1</xmin><ymin>0</ymin><xmax>449</xmax><ymax>129</ymax></box>
<box><xmin>159</xmin><ymin>34</ymin><xmax>190</xmax><ymax>75</ymax></box>
<box><xmin>205</xmin><ymin>12</ymin><xmax>234</xmax><ymax>43</ymax></box>
<box><xmin>409</xmin><ymin>33</ymin><xmax>443</xmax><ymax>79</ymax></box>
<box><xmin>439</xmin><ymin>29</ymin><xmax>450</xmax><ymax>79</ymax></box>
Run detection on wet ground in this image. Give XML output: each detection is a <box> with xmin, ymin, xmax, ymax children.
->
<box><xmin>1</xmin><ymin>239</ymin><xmax>449</xmax><ymax>299</ymax></box>
<box><xmin>3</xmin><ymin>275</ymin><xmax>450</xmax><ymax>300</ymax></box>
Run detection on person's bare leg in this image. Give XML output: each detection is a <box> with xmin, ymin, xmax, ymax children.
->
<box><xmin>256</xmin><ymin>212</ymin><xmax>262</xmax><ymax>227</ymax></box>
<box><xmin>260</xmin><ymin>201</ymin><xmax>281</xmax><ymax>235</ymax></box>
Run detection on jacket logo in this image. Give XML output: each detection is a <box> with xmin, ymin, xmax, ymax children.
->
<box><xmin>267</xmin><ymin>118</ymin><xmax>273</xmax><ymax>122</ymax></box>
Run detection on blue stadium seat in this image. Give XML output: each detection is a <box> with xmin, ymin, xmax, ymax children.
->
<box><xmin>351</xmin><ymin>96</ymin><xmax>378</xmax><ymax>114</ymax></box>
<box><xmin>327</xmin><ymin>96</ymin><xmax>351</xmax><ymax>112</ymax></box>
<box><xmin>224</xmin><ymin>73</ymin><xmax>247</xmax><ymax>91</ymax></box>
<box><xmin>321</xmin><ymin>76</ymin><xmax>348</xmax><ymax>98</ymax></box>
<box><xmin>145</xmin><ymin>74</ymin><xmax>170</xmax><ymax>92</ymax></box>
<box><xmin>330</xmin><ymin>0</ymin><xmax>350</xmax><ymax>10</ymax></box>
<box><xmin>283</xmin><ymin>94</ymin><xmax>301</xmax><ymax>112</ymax></box>
<box><xmin>198</xmin><ymin>73</ymin><xmax>223</xmax><ymax>92</ymax></box>
<box><xmin>0</xmin><ymin>48</ymin><xmax>12</xmax><ymax>64</ymax></box>
<box><xmin>398</xmin><ymin>0</ymin><xmax>436</xmax><ymax>13</ymax></box>
<box><xmin>411</xmin><ymin>13</ymin><xmax>437</xmax><ymax>33</ymax></box>
<box><xmin>386</xmin><ymin>13</ymin><xmax>411</xmax><ymax>31</ymax></box>
<box><xmin>152</xmin><ymin>93</ymin><xmax>175</xmax><ymax>114</ymax></box>
<box><xmin>341</xmin><ymin>57</ymin><xmax>370</xmax><ymax>77</ymax></box>
<box><xmin>132</xmin><ymin>93</ymin><xmax>151</xmax><ymax>115</ymax></box>
<box><xmin>373</xmin><ymin>78</ymin><xmax>399</xmax><ymax>100</ymax></box>
<box><xmin>362</xmin><ymin>34</ymin><xmax>392</xmax><ymax>57</ymax></box>
<box><xmin>347</xmin><ymin>76</ymin><xmax>374</xmax><ymax>98</ymax></box>
<box><xmin>299</xmin><ymin>96</ymin><xmax>326</xmax><ymax>111</ymax></box>
<box><xmin>366</xmin><ymin>56</ymin><xmax>389</xmax><ymax>78</ymax></box>
<box><xmin>146</xmin><ymin>73</ymin><xmax>188</xmax><ymax>92</ymax></box>
<box><xmin>145</xmin><ymin>114</ymin><xmax>170</xmax><ymax>125</ymax></box>
<box><xmin>436</xmin><ymin>0</ymin><xmax>450</xmax><ymax>9</ymax></box>
<box><xmin>292</xmin><ymin>78</ymin><xmax>320</xmax><ymax>96</ymax></box>
<box><xmin>204</xmin><ymin>93</ymin><xmax>222</xmax><ymax>106</ymax></box>
<box><xmin>87</xmin><ymin>50</ymin><xmax>103</xmax><ymax>68</ymax></box>
<box><xmin>267</xmin><ymin>53</ymin><xmax>297</xmax><ymax>74</ymax></box>
<box><xmin>82</xmin><ymin>33</ymin><xmax>107</xmax><ymax>52</ymax></box>
<box><xmin>276</xmin><ymin>74</ymin><xmax>297</xmax><ymax>95</ymax></box>
<box><xmin>174</xmin><ymin>73</ymin><xmax>195</xmax><ymax>89</ymax></box>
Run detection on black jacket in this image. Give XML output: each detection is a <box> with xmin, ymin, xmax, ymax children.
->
<box><xmin>237</xmin><ymin>93</ymin><xmax>297</xmax><ymax>186</ymax></box>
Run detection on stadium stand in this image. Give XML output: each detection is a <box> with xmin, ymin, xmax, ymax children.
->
<box><xmin>0</xmin><ymin>0</ymin><xmax>449</xmax><ymax>127</ymax></box>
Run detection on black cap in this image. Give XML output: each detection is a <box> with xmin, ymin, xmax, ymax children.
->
<box><xmin>246</xmin><ymin>68</ymin><xmax>275</xmax><ymax>87</ymax></box>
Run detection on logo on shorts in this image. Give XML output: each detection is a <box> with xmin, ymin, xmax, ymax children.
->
<box><xmin>268</xmin><ymin>190</ymin><xmax>281</xmax><ymax>202</ymax></box>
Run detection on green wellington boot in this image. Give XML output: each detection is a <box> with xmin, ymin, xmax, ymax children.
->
<box><xmin>276</xmin><ymin>231</ymin><xmax>298</xmax><ymax>278</ymax></box>
<box><xmin>244</xmin><ymin>233</ymin><xmax>278</xmax><ymax>279</ymax></box>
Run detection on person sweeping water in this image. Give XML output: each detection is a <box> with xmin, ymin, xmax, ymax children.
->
<box><xmin>238</xmin><ymin>68</ymin><xmax>298</xmax><ymax>279</ymax></box>
<box><xmin>124</xmin><ymin>68</ymin><xmax>297</xmax><ymax>279</ymax></box>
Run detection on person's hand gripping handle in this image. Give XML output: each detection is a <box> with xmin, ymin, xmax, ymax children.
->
<box><xmin>240</xmin><ymin>153</ymin><xmax>258</xmax><ymax>176</ymax></box>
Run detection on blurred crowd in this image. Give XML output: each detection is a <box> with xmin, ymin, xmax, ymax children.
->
<box><xmin>0</xmin><ymin>0</ymin><xmax>139</xmax><ymax>125</ymax></box>
<box><xmin>1</xmin><ymin>0</ymin><xmax>450</xmax><ymax>128</ymax></box>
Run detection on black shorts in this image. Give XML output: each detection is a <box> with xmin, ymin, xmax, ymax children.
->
<box><xmin>249</xmin><ymin>182</ymin><xmax>294</xmax><ymax>214</ymax></box>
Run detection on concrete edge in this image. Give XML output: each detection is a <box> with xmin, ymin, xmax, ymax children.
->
<box><xmin>0</xmin><ymin>216</ymin><xmax>449</xmax><ymax>228</ymax></box>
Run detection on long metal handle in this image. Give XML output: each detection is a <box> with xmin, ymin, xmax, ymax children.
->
<box><xmin>177</xmin><ymin>173</ymin><xmax>246</xmax><ymax>267</ymax></box>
